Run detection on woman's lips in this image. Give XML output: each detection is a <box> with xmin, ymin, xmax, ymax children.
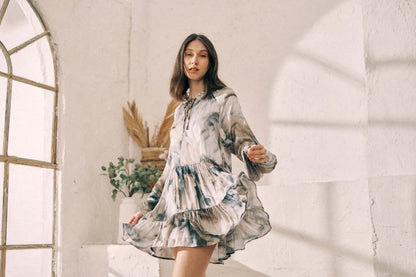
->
<box><xmin>189</xmin><ymin>67</ymin><xmax>199</xmax><ymax>72</ymax></box>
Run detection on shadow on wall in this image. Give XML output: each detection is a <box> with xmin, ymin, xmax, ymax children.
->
<box><xmin>267</xmin><ymin>0</ymin><xmax>416</xmax><ymax>274</ymax></box>
<box><xmin>271</xmin><ymin>224</ymin><xmax>415</xmax><ymax>277</ymax></box>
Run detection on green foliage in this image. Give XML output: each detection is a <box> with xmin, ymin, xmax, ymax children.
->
<box><xmin>101</xmin><ymin>156</ymin><xmax>161</xmax><ymax>202</ymax></box>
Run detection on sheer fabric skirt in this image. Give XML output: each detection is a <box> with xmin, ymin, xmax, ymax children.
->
<box><xmin>123</xmin><ymin>160</ymin><xmax>271</xmax><ymax>264</ymax></box>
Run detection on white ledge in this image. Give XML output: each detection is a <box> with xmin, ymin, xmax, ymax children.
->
<box><xmin>79</xmin><ymin>244</ymin><xmax>161</xmax><ymax>277</ymax></box>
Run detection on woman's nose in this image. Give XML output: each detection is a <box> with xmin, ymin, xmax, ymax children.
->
<box><xmin>191</xmin><ymin>56</ymin><xmax>198</xmax><ymax>64</ymax></box>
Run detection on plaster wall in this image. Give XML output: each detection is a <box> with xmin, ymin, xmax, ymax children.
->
<box><xmin>248</xmin><ymin>1</ymin><xmax>374</xmax><ymax>275</ymax></box>
<box><xmin>27</xmin><ymin>0</ymin><xmax>416</xmax><ymax>276</ymax></box>
<box><xmin>363</xmin><ymin>0</ymin><xmax>416</xmax><ymax>276</ymax></box>
<box><xmin>33</xmin><ymin>1</ymin><xmax>132</xmax><ymax>276</ymax></box>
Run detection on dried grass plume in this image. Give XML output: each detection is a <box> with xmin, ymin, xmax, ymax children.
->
<box><xmin>123</xmin><ymin>100</ymin><xmax>179</xmax><ymax>148</ymax></box>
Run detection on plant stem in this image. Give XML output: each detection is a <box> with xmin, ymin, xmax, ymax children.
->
<box><xmin>125</xmin><ymin>162</ymin><xmax>131</xmax><ymax>197</ymax></box>
<box><xmin>112</xmin><ymin>184</ymin><xmax>128</xmax><ymax>198</ymax></box>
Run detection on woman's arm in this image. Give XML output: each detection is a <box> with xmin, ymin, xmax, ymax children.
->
<box><xmin>220</xmin><ymin>91</ymin><xmax>277</xmax><ymax>181</ymax></box>
<box><xmin>140</xmin><ymin>159</ymin><xmax>170</xmax><ymax>213</ymax></box>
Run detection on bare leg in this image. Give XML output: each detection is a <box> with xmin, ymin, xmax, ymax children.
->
<box><xmin>172</xmin><ymin>244</ymin><xmax>216</xmax><ymax>277</ymax></box>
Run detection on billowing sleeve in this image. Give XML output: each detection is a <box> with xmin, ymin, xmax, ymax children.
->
<box><xmin>219</xmin><ymin>92</ymin><xmax>277</xmax><ymax>181</ymax></box>
<box><xmin>139</xmin><ymin>157</ymin><xmax>170</xmax><ymax>214</ymax></box>
<box><xmin>139</xmin><ymin>103</ymin><xmax>182</xmax><ymax>214</ymax></box>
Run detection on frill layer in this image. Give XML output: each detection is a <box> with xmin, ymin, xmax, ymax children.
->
<box><xmin>122</xmin><ymin>160</ymin><xmax>271</xmax><ymax>264</ymax></box>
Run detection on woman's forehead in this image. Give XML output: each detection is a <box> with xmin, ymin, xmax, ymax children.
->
<box><xmin>186</xmin><ymin>40</ymin><xmax>207</xmax><ymax>51</ymax></box>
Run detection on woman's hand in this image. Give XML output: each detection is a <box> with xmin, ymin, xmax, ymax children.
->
<box><xmin>247</xmin><ymin>144</ymin><xmax>267</xmax><ymax>163</ymax></box>
<box><xmin>128</xmin><ymin>211</ymin><xmax>143</xmax><ymax>226</ymax></box>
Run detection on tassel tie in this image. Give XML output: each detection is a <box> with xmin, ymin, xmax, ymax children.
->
<box><xmin>183</xmin><ymin>97</ymin><xmax>196</xmax><ymax>131</ymax></box>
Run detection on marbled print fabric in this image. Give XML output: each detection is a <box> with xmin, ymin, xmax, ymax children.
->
<box><xmin>123</xmin><ymin>87</ymin><xmax>277</xmax><ymax>263</ymax></box>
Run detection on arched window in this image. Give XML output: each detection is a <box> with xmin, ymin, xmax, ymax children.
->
<box><xmin>0</xmin><ymin>0</ymin><xmax>58</xmax><ymax>276</ymax></box>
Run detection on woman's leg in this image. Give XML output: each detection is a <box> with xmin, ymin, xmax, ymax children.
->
<box><xmin>172</xmin><ymin>244</ymin><xmax>216</xmax><ymax>277</ymax></box>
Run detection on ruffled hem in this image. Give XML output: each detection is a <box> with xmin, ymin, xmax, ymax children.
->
<box><xmin>122</xmin><ymin>163</ymin><xmax>271</xmax><ymax>264</ymax></box>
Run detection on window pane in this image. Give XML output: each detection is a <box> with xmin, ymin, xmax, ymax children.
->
<box><xmin>7</xmin><ymin>164</ymin><xmax>53</xmax><ymax>245</ymax></box>
<box><xmin>11</xmin><ymin>36</ymin><xmax>55</xmax><ymax>87</ymax></box>
<box><xmin>0</xmin><ymin>77</ymin><xmax>7</xmax><ymax>154</ymax></box>
<box><xmin>0</xmin><ymin>0</ymin><xmax>45</xmax><ymax>50</ymax></box>
<box><xmin>8</xmin><ymin>80</ymin><xmax>54</xmax><ymax>162</ymax></box>
<box><xmin>6</xmin><ymin>248</ymin><xmax>52</xmax><ymax>277</ymax></box>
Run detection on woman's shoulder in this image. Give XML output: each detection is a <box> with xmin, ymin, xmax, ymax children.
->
<box><xmin>212</xmin><ymin>87</ymin><xmax>238</xmax><ymax>102</ymax></box>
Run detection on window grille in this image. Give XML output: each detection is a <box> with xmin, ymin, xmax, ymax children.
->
<box><xmin>0</xmin><ymin>0</ymin><xmax>58</xmax><ymax>276</ymax></box>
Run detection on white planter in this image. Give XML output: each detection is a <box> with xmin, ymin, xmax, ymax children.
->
<box><xmin>117</xmin><ymin>197</ymin><xmax>138</xmax><ymax>244</ymax></box>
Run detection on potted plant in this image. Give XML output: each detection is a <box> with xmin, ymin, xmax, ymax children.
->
<box><xmin>101</xmin><ymin>156</ymin><xmax>161</xmax><ymax>243</ymax></box>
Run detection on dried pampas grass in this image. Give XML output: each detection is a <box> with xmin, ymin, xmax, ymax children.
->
<box><xmin>123</xmin><ymin>99</ymin><xmax>179</xmax><ymax>148</ymax></box>
<box><xmin>123</xmin><ymin>101</ymin><xmax>148</xmax><ymax>148</ymax></box>
<box><xmin>153</xmin><ymin>100</ymin><xmax>179</xmax><ymax>148</ymax></box>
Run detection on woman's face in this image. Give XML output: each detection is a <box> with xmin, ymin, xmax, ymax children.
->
<box><xmin>183</xmin><ymin>40</ymin><xmax>209</xmax><ymax>82</ymax></box>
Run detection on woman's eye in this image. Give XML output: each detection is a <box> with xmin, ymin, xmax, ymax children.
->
<box><xmin>200</xmin><ymin>54</ymin><xmax>207</xmax><ymax>58</ymax></box>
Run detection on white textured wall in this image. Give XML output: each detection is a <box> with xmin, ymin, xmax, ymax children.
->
<box><xmin>363</xmin><ymin>0</ymin><xmax>416</xmax><ymax>276</ymax></box>
<box><xmin>249</xmin><ymin>1</ymin><xmax>374</xmax><ymax>276</ymax></box>
<box><xmin>29</xmin><ymin>0</ymin><xmax>416</xmax><ymax>276</ymax></box>
<box><xmin>34</xmin><ymin>1</ymin><xmax>132</xmax><ymax>276</ymax></box>
<box><xmin>79</xmin><ymin>245</ymin><xmax>160</xmax><ymax>277</ymax></box>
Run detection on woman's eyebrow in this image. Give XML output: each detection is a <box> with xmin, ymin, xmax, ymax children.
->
<box><xmin>185</xmin><ymin>48</ymin><xmax>208</xmax><ymax>52</ymax></box>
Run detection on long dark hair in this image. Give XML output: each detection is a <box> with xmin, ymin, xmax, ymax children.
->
<box><xmin>170</xmin><ymin>33</ymin><xmax>226</xmax><ymax>101</ymax></box>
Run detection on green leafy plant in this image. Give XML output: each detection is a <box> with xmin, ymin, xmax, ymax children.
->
<box><xmin>101</xmin><ymin>156</ymin><xmax>161</xmax><ymax>201</ymax></box>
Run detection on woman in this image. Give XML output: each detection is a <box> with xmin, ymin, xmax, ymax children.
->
<box><xmin>123</xmin><ymin>33</ymin><xmax>277</xmax><ymax>277</ymax></box>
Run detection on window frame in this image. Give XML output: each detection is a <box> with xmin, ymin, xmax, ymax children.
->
<box><xmin>0</xmin><ymin>0</ymin><xmax>58</xmax><ymax>276</ymax></box>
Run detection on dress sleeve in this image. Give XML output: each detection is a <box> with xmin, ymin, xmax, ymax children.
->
<box><xmin>138</xmin><ymin>155</ymin><xmax>170</xmax><ymax>214</ymax></box>
<box><xmin>139</xmin><ymin>104</ymin><xmax>182</xmax><ymax>214</ymax></box>
<box><xmin>220</xmin><ymin>92</ymin><xmax>277</xmax><ymax>181</ymax></box>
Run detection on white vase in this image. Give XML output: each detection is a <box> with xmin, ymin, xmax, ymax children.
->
<box><xmin>117</xmin><ymin>197</ymin><xmax>138</xmax><ymax>244</ymax></box>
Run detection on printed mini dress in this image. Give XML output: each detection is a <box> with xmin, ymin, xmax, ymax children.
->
<box><xmin>123</xmin><ymin>87</ymin><xmax>277</xmax><ymax>264</ymax></box>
